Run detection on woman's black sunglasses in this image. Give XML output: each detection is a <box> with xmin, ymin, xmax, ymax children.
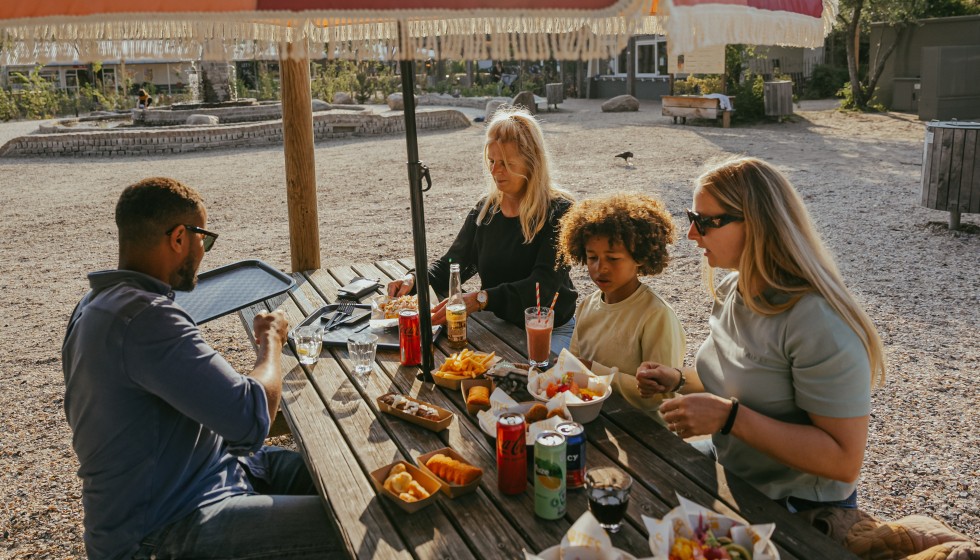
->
<box><xmin>166</xmin><ymin>224</ymin><xmax>219</xmax><ymax>252</ymax></box>
<box><xmin>686</xmin><ymin>209</ymin><xmax>743</xmax><ymax>236</ymax></box>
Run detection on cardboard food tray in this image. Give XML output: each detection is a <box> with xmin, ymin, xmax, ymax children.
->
<box><xmin>369</xmin><ymin>461</ymin><xmax>441</xmax><ymax>513</ymax></box>
<box><xmin>432</xmin><ymin>353</ymin><xmax>502</xmax><ymax>390</ymax></box>
<box><xmin>416</xmin><ymin>447</ymin><xmax>483</xmax><ymax>498</ymax></box>
<box><xmin>459</xmin><ymin>378</ymin><xmax>495</xmax><ymax>415</ymax></box>
<box><xmin>174</xmin><ymin>259</ymin><xmax>294</xmax><ymax>324</ymax></box>
<box><xmin>478</xmin><ymin>402</ymin><xmax>571</xmax><ymax>444</ymax></box>
<box><xmin>377</xmin><ymin>394</ymin><xmax>453</xmax><ymax>432</ymax></box>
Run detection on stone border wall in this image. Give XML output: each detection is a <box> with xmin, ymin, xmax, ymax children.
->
<box><xmin>0</xmin><ymin>109</ymin><xmax>472</xmax><ymax>158</ymax></box>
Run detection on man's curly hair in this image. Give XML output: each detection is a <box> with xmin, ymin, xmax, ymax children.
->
<box><xmin>557</xmin><ymin>192</ymin><xmax>676</xmax><ymax>276</ymax></box>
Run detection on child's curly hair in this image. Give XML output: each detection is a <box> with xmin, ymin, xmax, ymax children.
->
<box><xmin>557</xmin><ymin>192</ymin><xmax>676</xmax><ymax>276</ymax></box>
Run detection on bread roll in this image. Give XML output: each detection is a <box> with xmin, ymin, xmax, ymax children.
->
<box><xmin>526</xmin><ymin>403</ymin><xmax>548</xmax><ymax>423</ymax></box>
<box><xmin>546</xmin><ymin>407</ymin><xmax>565</xmax><ymax>420</ymax></box>
<box><xmin>466</xmin><ymin>386</ymin><xmax>490</xmax><ymax>407</ymax></box>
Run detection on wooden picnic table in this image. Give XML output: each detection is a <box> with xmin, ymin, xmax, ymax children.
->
<box><xmin>236</xmin><ymin>259</ymin><xmax>857</xmax><ymax>559</ymax></box>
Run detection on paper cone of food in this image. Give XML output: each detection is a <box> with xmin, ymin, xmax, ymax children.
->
<box><xmin>643</xmin><ymin>494</ymin><xmax>778</xmax><ymax>560</ymax></box>
<box><xmin>524</xmin><ymin>511</ymin><xmax>635</xmax><ymax>560</ymax></box>
<box><xmin>527</xmin><ymin>349</ymin><xmax>614</xmax><ymax>423</ymax></box>
<box><xmin>477</xmin><ymin>387</ymin><xmax>571</xmax><ymax>445</ymax></box>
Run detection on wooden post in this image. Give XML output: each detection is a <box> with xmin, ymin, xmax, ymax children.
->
<box><xmin>626</xmin><ymin>37</ymin><xmax>636</xmax><ymax>98</ymax></box>
<box><xmin>280</xmin><ymin>41</ymin><xmax>320</xmax><ymax>272</ymax></box>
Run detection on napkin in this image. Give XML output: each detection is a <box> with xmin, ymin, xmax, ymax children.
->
<box><xmin>643</xmin><ymin>494</ymin><xmax>778</xmax><ymax>560</ymax></box>
<box><xmin>528</xmin><ymin>349</ymin><xmax>615</xmax><ymax>403</ymax></box>
<box><xmin>476</xmin><ymin>388</ymin><xmax>570</xmax><ymax>445</ymax></box>
<box><xmin>524</xmin><ymin>511</ymin><xmax>630</xmax><ymax>560</ymax></box>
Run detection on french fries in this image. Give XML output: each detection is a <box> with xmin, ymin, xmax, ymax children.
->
<box><xmin>433</xmin><ymin>349</ymin><xmax>496</xmax><ymax>379</ymax></box>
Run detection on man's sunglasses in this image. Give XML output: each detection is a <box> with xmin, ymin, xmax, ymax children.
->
<box><xmin>686</xmin><ymin>209</ymin><xmax>743</xmax><ymax>236</ymax></box>
<box><xmin>166</xmin><ymin>224</ymin><xmax>218</xmax><ymax>252</ymax></box>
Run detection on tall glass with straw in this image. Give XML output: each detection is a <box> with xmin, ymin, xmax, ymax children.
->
<box><xmin>445</xmin><ymin>262</ymin><xmax>468</xmax><ymax>348</ymax></box>
<box><xmin>524</xmin><ymin>282</ymin><xmax>556</xmax><ymax>369</ymax></box>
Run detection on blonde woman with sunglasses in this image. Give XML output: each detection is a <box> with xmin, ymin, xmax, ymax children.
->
<box><xmin>636</xmin><ymin>157</ymin><xmax>885</xmax><ymax>513</ymax></box>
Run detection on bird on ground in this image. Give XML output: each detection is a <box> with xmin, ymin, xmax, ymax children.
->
<box><xmin>615</xmin><ymin>151</ymin><xmax>634</xmax><ymax>168</ymax></box>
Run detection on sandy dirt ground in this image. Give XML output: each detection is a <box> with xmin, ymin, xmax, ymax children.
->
<box><xmin>0</xmin><ymin>98</ymin><xmax>977</xmax><ymax>558</ymax></box>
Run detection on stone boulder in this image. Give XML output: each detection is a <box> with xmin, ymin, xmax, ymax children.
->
<box><xmin>186</xmin><ymin>114</ymin><xmax>219</xmax><ymax>126</ymax></box>
<box><xmin>387</xmin><ymin>93</ymin><xmax>419</xmax><ymax>111</ymax></box>
<box><xmin>332</xmin><ymin>92</ymin><xmax>354</xmax><ymax>105</ymax></box>
<box><xmin>601</xmin><ymin>95</ymin><xmax>640</xmax><ymax>112</ymax></box>
<box><xmin>311</xmin><ymin>99</ymin><xmax>332</xmax><ymax>112</ymax></box>
<box><xmin>485</xmin><ymin>98</ymin><xmax>509</xmax><ymax>121</ymax></box>
<box><xmin>510</xmin><ymin>91</ymin><xmax>537</xmax><ymax>114</ymax></box>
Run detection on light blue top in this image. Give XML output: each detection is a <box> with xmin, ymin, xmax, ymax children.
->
<box><xmin>62</xmin><ymin>270</ymin><xmax>270</xmax><ymax>560</ymax></box>
<box><xmin>696</xmin><ymin>273</ymin><xmax>871</xmax><ymax>502</ymax></box>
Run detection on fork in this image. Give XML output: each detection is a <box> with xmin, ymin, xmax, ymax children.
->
<box><xmin>323</xmin><ymin>302</ymin><xmax>355</xmax><ymax>330</ymax></box>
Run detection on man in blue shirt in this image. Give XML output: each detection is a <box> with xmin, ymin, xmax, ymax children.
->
<box><xmin>62</xmin><ymin>177</ymin><xmax>345</xmax><ymax>559</ymax></box>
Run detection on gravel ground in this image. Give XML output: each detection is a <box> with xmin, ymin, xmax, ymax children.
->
<box><xmin>1</xmin><ymin>98</ymin><xmax>977</xmax><ymax>558</ymax></box>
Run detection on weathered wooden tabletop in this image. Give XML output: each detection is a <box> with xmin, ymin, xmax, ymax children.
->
<box><xmin>236</xmin><ymin>259</ymin><xmax>855</xmax><ymax>560</ymax></box>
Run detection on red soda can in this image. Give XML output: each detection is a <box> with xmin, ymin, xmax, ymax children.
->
<box><xmin>398</xmin><ymin>310</ymin><xmax>421</xmax><ymax>366</ymax></box>
<box><xmin>557</xmin><ymin>421</ymin><xmax>586</xmax><ymax>489</ymax></box>
<box><xmin>497</xmin><ymin>412</ymin><xmax>527</xmax><ymax>494</ymax></box>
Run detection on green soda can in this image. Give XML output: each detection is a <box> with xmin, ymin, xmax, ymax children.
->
<box><xmin>534</xmin><ymin>430</ymin><xmax>567</xmax><ymax>519</ymax></box>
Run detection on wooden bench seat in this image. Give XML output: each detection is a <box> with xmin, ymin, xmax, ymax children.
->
<box><xmin>662</xmin><ymin>95</ymin><xmax>733</xmax><ymax>128</ymax></box>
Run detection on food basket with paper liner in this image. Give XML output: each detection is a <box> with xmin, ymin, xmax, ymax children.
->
<box><xmin>643</xmin><ymin>494</ymin><xmax>779</xmax><ymax>560</ymax></box>
<box><xmin>432</xmin><ymin>349</ymin><xmax>502</xmax><ymax>390</ymax></box>
<box><xmin>476</xmin><ymin>388</ymin><xmax>571</xmax><ymax>446</ymax></box>
<box><xmin>369</xmin><ymin>294</ymin><xmax>420</xmax><ymax>329</ymax></box>
<box><xmin>528</xmin><ymin>349</ymin><xmax>614</xmax><ymax>424</ymax></box>
<box><xmin>524</xmin><ymin>511</ymin><xmax>638</xmax><ymax>560</ymax></box>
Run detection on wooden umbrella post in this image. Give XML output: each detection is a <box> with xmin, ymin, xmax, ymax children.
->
<box><xmin>281</xmin><ymin>41</ymin><xmax>321</xmax><ymax>272</ymax></box>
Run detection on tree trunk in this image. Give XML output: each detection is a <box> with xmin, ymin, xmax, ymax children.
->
<box><xmin>844</xmin><ymin>0</ymin><xmax>867</xmax><ymax>109</ymax></box>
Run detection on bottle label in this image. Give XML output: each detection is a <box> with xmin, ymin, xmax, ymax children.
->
<box><xmin>446</xmin><ymin>304</ymin><xmax>467</xmax><ymax>344</ymax></box>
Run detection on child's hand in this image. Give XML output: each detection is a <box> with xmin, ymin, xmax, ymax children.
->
<box><xmin>635</xmin><ymin>362</ymin><xmax>679</xmax><ymax>397</ymax></box>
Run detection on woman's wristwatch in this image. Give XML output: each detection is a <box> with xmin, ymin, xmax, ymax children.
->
<box><xmin>476</xmin><ymin>290</ymin><xmax>488</xmax><ymax>311</ymax></box>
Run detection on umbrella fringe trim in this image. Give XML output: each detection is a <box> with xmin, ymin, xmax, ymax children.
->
<box><xmin>0</xmin><ymin>2</ymin><xmax>654</xmax><ymax>64</ymax></box>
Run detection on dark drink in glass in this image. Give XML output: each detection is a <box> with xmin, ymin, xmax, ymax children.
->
<box><xmin>585</xmin><ymin>467</ymin><xmax>632</xmax><ymax>533</ymax></box>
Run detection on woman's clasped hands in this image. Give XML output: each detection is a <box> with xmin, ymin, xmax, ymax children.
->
<box><xmin>636</xmin><ymin>362</ymin><xmax>735</xmax><ymax>438</ymax></box>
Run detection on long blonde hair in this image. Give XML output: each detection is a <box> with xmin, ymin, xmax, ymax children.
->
<box><xmin>478</xmin><ymin>106</ymin><xmax>573</xmax><ymax>243</ymax></box>
<box><xmin>698</xmin><ymin>157</ymin><xmax>885</xmax><ymax>387</ymax></box>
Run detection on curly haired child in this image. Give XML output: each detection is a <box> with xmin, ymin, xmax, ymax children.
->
<box><xmin>557</xmin><ymin>192</ymin><xmax>686</xmax><ymax>423</ymax></box>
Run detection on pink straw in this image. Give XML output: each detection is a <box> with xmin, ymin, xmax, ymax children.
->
<box><xmin>548</xmin><ymin>291</ymin><xmax>559</xmax><ymax>314</ymax></box>
<box><xmin>535</xmin><ymin>282</ymin><xmax>541</xmax><ymax>316</ymax></box>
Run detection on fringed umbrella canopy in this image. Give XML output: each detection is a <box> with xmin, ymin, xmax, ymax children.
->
<box><xmin>642</xmin><ymin>0</ymin><xmax>837</xmax><ymax>53</ymax></box>
<box><xmin>0</xmin><ymin>0</ymin><xmax>651</xmax><ymax>64</ymax></box>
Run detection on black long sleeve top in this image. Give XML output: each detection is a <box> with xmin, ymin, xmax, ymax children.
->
<box><xmin>427</xmin><ymin>197</ymin><xmax>577</xmax><ymax>328</ymax></box>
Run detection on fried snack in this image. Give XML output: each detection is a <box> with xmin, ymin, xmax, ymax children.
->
<box><xmin>466</xmin><ymin>386</ymin><xmax>490</xmax><ymax>407</ymax></box>
<box><xmin>383</xmin><ymin>463</ymin><xmax>431</xmax><ymax>503</ymax></box>
<box><xmin>526</xmin><ymin>403</ymin><xmax>548</xmax><ymax>423</ymax></box>
<box><xmin>425</xmin><ymin>453</ymin><xmax>483</xmax><ymax>486</ymax></box>
<box><xmin>382</xmin><ymin>295</ymin><xmax>418</xmax><ymax>319</ymax></box>
<box><xmin>435</xmin><ymin>349</ymin><xmax>496</xmax><ymax>379</ymax></box>
<box><xmin>546</xmin><ymin>407</ymin><xmax>565</xmax><ymax>420</ymax></box>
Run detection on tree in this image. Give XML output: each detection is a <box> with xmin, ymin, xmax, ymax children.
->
<box><xmin>837</xmin><ymin>0</ymin><xmax>980</xmax><ymax>111</ymax></box>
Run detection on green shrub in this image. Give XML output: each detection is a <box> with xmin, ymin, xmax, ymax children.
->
<box><xmin>673</xmin><ymin>75</ymin><xmax>725</xmax><ymax>95</ymax></box>
<box><xmin>837</xmin><ymin>82</ymin><xmax>886</xmax><ymax>112</ymax></box>
<box><xmin>729</xmin><ymin>73</ymin><xmax>766</xmax><ymax>122</ymax></box>
<box><xmin>0</xmin><ymin>88</ymin><xmax>20</xmax><ymax>121</ymax></box>
<box><xmin>805</xmin><ymin>65</ymin><xmax>849</xmax><ymax>99</ymax></box>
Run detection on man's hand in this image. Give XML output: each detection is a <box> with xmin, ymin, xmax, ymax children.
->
<box><xmin>430</xmin><ymin>292</ymin><xmax>479</xmax><ymax>325</ymax></box>
<box><xmin>254</xmin><ymin>310</ymin><xmax>289</xmax><ymax>349</ymax></box>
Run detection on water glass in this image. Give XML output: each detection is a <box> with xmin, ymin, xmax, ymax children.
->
<box><xmin>294</xmin><ymin>325</ymin><xmax>323</xmax><ymax>365</ymax></box>
<box><xmin>585</xmin><ymin>467</ymin><xmax>632</xmax><ymax>533</ymax></box>
<box><xmin>347</xmin><ymin>333</ymin><xmax>379</xmax><ymax>376</ymax></box>
<box><xmin>524</xmin><ymin>307</ymin><xmax>554</xmax><ymax>369</ymax></box>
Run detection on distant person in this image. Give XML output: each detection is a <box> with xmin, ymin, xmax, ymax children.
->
<box><xmin>557</xmin><ymin>192</ymin><xmax>686</xmax><ymax>423</ymax></box>
<box><xmin>62</xmin><ymin>177</ymin><xmax>345</xmax><ymax>559</ymax></box>
<box><xmin>136</xmin><ymin>88</ymin><xmax>152</xmax><ymax>109</ymax></box>
<box><xmin>637</xmin><ymin>157</ymin><xmax>885</xmax><ymax>512</ymax></box>
<box><xmin>387</xmin><ymin>106</ymin><xmax>578</xmax><ymax>353</ymax></box>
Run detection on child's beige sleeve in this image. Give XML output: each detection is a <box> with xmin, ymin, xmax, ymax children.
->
<box><xmin>639</xmin><ymin>305</ymin><xmax>686</xmax><ymax>369</ymax></box>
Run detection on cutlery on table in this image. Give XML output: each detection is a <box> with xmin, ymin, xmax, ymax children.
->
<box><xmin>322</xmin><ymin>302</ymin><xmax>355</xmax><ymax>330</ymax></box>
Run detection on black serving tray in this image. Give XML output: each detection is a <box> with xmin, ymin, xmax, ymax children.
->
<box><xmin>296</xmin><ymin>304</ymin><xmax>441</xmax><ymax>350</ymax></box>
<box><xmin>174</xmin><ymin>260</ymin><xmax>295</xmax><ymax>324</ymax></box>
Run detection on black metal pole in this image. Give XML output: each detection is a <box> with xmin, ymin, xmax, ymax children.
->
<box><xmin>399</xmin><ymin>58</ymin><xmax>435</xmax><ymax>381</ymax></box>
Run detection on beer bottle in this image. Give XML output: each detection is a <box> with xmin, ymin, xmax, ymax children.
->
<box><xmin>446</xmin><ymin>262</ymin><xmax>467</xmax><ymax>348</ymax></box>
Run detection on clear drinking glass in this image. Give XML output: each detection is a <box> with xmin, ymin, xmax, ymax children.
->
<box><xmin>347</xmin><ymin>333</ymin><xmax>379</xmax><ymax>377</ymax></box>
<box><xmin>585</xmin><ymin>467</ymin><xmax>633</xmax><ymax>533</ymax></box>
<box><xmin>524</xmin><ymin>307</ymin><xmax>554</xmax><ymax>369</ymax></box>
<box><xmin>294</xmin><ymin>325</ymin><xmax>323</xmax><ymax>365</ymax></box>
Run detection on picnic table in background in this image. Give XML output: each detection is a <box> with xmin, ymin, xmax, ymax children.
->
<box><xmin>234</xmin><ymin>259</ymin><xmax>856</xmax><ymax>559</ymax></box>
